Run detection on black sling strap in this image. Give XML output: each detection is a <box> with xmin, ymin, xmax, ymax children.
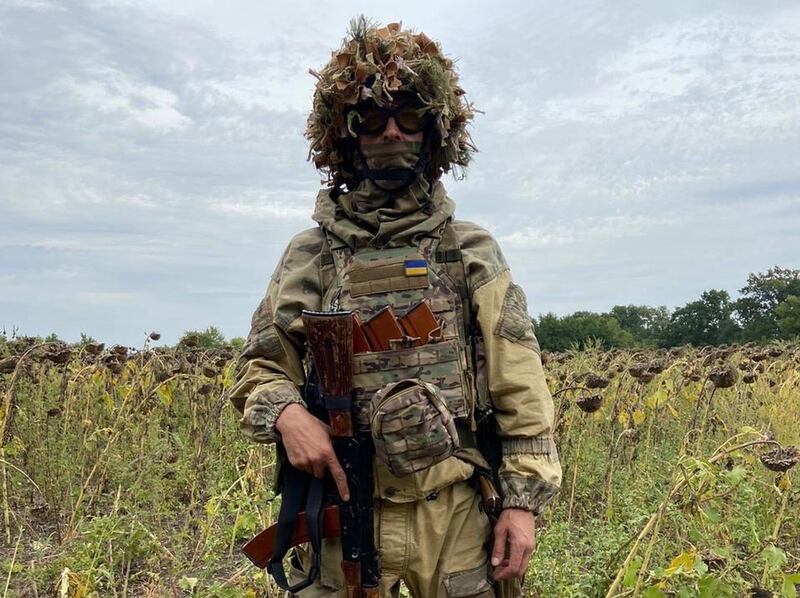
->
<box><xmin>267</xmin><ymin>466</ymin><xmax>325</xmax><ymax>592</ymax></box>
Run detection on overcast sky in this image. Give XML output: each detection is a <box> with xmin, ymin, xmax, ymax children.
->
<box><xmin>2</xmin><ymin>0</ymin><xmax>799</xmax><ymax>346</ymax></box>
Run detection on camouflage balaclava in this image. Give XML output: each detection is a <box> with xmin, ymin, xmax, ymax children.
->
<box><xmin>305</xmin><ymin>17</ymin><xmax>477</xmax><ymax>193</ymax></box>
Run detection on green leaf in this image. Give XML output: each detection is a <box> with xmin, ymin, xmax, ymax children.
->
<box><xmin>698</xmin><ymin>575</ymin><xmax>733</xmax><ymax>597</ymax></box>
<box><xmin>723</xmin><ymin>465</ymin><xmax>747</xmax><ymax>484</ymax></box>
<box><xmin>178</xmin><ymin>576</ymin><xmax>199</xmax><ymax>592</ymax></box>
<box><xmin>762</xmin><ymin>544</ymin><xmax>788</xmax><ymax>569</ymax></box>
<box><xmin>694</xmin><ymin>558</ymin><xmax>709</xmax><ymax>575</ymax></box>
<box><xmin>703</xmin><ymin>503</ymin><xmax>721</xmax><ymax>524</ymax></box>
<box><xmin>0</xmin><ymin>560</ymin><xmax>23</xmax><ymax>574</ymax></box>
<box><xmin>643</xmin><ymin>587</ymin><xmax>666</xmax><ymax>598</ymax></box>
<box><xmin>782</xmin><ymin>573</ymin><xmax>800</xmax><ymax>598</ymax></box>
<box><xmin>623</xmin><ymin>557</ymin><xmax>642</xmax><ymax>588</ymax></box>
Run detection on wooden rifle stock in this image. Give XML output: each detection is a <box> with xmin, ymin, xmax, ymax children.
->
<box><xmin>242</xmin><ymin>506</ymin><xmax>342</xmax><ymax>569</ymax></box>
<box><xmin>302</xmin><ymin>310</ymin><xmax>354</xmax><ymax>437</ymax></box>
<box><xmin>477</xmin><ymin>473</ymin><xmax>502</xmax><ymax>517</ymax></box>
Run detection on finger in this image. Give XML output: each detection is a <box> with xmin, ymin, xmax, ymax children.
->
<box><xmin>506</xmin><ymin>535</ymin><xmax>525</xmax><ymax>578</ymax></box>
<box><xmin>518</xmin><ymin>547</ymin><xmax>533</xmax><ymax>578</ymax></box>
<box><xmin>311</xmin><ymin>461</ymin><xmax>326</xmax><ymax>479</ymax></box>
<box><xmin>327</xmin><ymin>453</ymin><xmax>350</xmax><ymax>502</ymax></box>
<box><xmin>491</xmin><ymin>524</ymin><xmax>508</xmax><ymax>567</ymax></box>
<box><xmin>491</xmin><ymin>562</ymin><xmax>512</xmax><ymax>581</ymax></box>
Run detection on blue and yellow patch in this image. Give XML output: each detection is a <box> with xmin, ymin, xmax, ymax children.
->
<box><xmin>404</xmin><ymin>259</ymin><xmax>428</xmax><ymax>277</ymax></box>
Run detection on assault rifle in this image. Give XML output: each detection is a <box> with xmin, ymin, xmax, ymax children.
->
<box><xmin>242</xmin><ymin>310</ymin><xmax>379</xmax><ymax>597</ymax></box>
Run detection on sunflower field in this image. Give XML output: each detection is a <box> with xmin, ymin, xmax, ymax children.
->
<box><xmin>0</xmin><ymin>334</ymin><xmax>797</xmax><ymax>597</ymax></box>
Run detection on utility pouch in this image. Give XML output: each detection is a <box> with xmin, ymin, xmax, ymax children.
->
<box><xmin>370</xmin><ymin>379</ymin><xmax>460</xmax><ymax>476</ymax></box>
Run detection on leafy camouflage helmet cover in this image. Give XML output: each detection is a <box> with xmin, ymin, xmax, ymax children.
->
<box><xmin>306</xmin><ymin>16</ymin><xmax>477</xmax><ymax>190</ymax></box>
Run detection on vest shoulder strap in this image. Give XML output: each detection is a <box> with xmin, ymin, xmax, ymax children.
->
<box><xmin>433</xmin><ymin>221</ymin><xmax>472</xmax><ymax>338</ymax></box>
<box><xmin>318</xmin><ymin>228</ymin><xmax>345</xmax><ymax>299</ymax></box>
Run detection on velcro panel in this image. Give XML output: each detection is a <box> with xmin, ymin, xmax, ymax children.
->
<box><xmin>351</xmin><ymin>276</ymin><xmax>430</xmax><ymax>297</ymax></box>
<box><xmin>349</xmin><ymin>255</ymin><xmax>430</xmax><ymax>297</ymax></box>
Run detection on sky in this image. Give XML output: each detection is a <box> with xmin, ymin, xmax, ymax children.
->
<box><xmin>1</xmin><ymin>0</ymin><xmax>799</xmax><ymax>346</ymax></box>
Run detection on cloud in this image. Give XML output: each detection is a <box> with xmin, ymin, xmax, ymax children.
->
<box><xmin>62</xmin><ymin>67</ymin><xmax>191</xmax><ymax>132</ymax></box>
<box><xmin>1</xmin><ymin>0</ymin><xmax>799</xmax><ymax>344</ymax></box>
<box><xmin>498</xmin><ymin>215</ymin><xmax>677</xmax><ymax>249</ymax></box>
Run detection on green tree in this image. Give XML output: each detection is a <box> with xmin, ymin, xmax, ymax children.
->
<box><xmin>664</xmin><ymin>289</ymin><xmax>740</xmax><ymax>346</ymax></box>
<box><xmin>229</xmin><ymin>337</ymin><xmax>246</xmax><ymax>352</ymax></box>
<box><xmin>179</xmin><ymin>326</ymin><xmax>228</xmax><ymax>349</ymax></box>
<box><xmin>535</xmin><ymin>311</ymin><xmax>634</xmax><ymax>352</ymax></box>
<box><xmin>735</xmin><ymin>266</ymin><xmax>800</xmax><ymax>341</ymax></box>
<box><xmin>608</xmin><ymin>304</ymin><xmax>671</xmax><ymax>346</ymax></box>
<box><xmin>775</xmin><ymin>295</ymin><xmax>800</xmax><ymax>337</ymax></box>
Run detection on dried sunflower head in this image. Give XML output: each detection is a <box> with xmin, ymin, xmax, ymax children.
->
<box><xmin>306</xmin><ymin>16</ymin><xmax>477</xmax><ymax>191</ymax></box>
<box><xmin>585</xmin><ymin>374</ymin><xmax>610</xmax><ymax>389</ymax></box>
<box><xmin>709</xmin><ymin>365</ymin><xmax>737</xmax><ymax>388</ymax></box>
<box><xmin>742</xmin><ymin>371</ymin><xmax>757</xmax><ymax>384</ymax></box>
<box><xmin>45</xmin><ymin>343</ymin><xmax>73</xmax><ymax>365</ymax></box>
<box><xmin>85</xmin><ymin>342</ymin><xmax>105</xmax><ymax>356</ymax></box>
<box><xmin>576</xmin><ymin>394</ymin><xmax>604</xmax><ymax>413</ymax></box>
<box><xmin>0</xmin><ymin>356</ymin><xmax>19</xmax><ymax>374</ymax></box>
<box><xmin>759</xmin><ymin>446</ymin><xmax>799</xmax><ymax>472</ymax></box>
<box><xmin>647</xmin><ymin>360</ymin><xmax>667</xmax><ymax>374</ymax></box>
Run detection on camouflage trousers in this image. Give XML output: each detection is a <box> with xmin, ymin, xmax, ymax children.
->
<box><xmin>286</xmin><ymin>480</ymin><xmax>520</xmax><ymax>597</ymax></box>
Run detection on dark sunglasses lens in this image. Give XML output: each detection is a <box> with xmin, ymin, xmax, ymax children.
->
<box><xmin>358</xmin><ymin>110</ymin><xmax>389</xmax><ymax>134</ymax></box>
<box><xmin>395</xmin><ymin>107</ymin><xmax>426</xmax><ymax>133</ymax></box>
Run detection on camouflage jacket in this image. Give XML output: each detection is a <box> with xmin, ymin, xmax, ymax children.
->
<box><xmin>228</xmin><ymin>179</ymin><xmax>561</xmax><ymax>514</ymax></box>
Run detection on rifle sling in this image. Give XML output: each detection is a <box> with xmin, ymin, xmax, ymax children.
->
<box><xmin>267</xmin><ymin>466</ymin><xmax>325</xmax><ymax>592</ymax></box>
<box><xmin>324</xmin><ymin>394</ymin><xmax>353</xmax><ymax>411</ymax></box>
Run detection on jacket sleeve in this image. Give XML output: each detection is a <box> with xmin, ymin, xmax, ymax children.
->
<box><xmin>473</xmin><ymin>269</ymin><xmax>561</xmax><ymax>513</ymax></box>
<box><xmin>226</xmin><ymin>229</ymin><xmax>325</xmax><ymax>443</ymax></box>
<box><xmin>456</xmin><ymin>221</ymin><xmax>561</xmax><ymax>514</ymax></box>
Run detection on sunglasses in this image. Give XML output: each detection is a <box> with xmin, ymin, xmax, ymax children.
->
<box><xmin>353</xmin><ymin>103</ymin><xmax>430</xmax><ymax>135</ymax></box>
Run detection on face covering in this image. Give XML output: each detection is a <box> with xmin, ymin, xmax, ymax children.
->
<box><xmin>359</xmin><ymin>141</ymin><xmax>424</xmax><ymax>191</ymax></box>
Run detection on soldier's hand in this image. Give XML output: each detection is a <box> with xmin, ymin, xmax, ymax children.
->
<box><xmin>490</xmin><ymin>508</ymin><xmax>536</xmax><ymax>581</ymax></box>
<box><xmin>275</xmin><ymin>403</ymin><xmax>350</xmax><ymax>501</ymax></box>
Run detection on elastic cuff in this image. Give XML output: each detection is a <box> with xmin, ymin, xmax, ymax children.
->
<box><xmin>500</xmin><ymin>475</ymin><xmax>559</xmax><ymax>514</ymax></box>
<box><xmin>239</xmin><ymin>387</ymin><xmax>304</xmax><ymax>444</ymax></box>
<box><xmin>501</xmin><ymin>436</ymin><xmax>559</xmax><ymax>462</ymax></box>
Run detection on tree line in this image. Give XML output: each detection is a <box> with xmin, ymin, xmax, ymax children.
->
<box><xmin>535</xmin><ymin>266</ymin><xmax>800</xmax><ymax>351</ymax></box>
<box><xmin>5</xmin><ymin>266</ymin><xmax>798</xmax><ymax>353</ymax></box>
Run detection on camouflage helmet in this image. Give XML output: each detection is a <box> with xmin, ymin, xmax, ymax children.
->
<box><xmin>306</xmin><ymin>17</ymin><xmax>477</xmax><ymax>191</ymax></box>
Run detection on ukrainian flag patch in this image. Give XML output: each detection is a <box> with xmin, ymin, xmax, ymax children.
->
<box><xmin>404</xmin><ymin>259</ymin><xmax>428</xmax><ymax>277</ymax></box>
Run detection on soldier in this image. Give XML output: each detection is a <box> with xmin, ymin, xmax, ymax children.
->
<box><xmin>228</xmin><ymin>17</ymin><xmax>561</xmax><ymax>597</ymax></box>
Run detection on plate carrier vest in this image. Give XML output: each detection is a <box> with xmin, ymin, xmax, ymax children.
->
<box><xmin>317</xmin><ymin>222</ymin><xmax>484</xmax><ymax>432</ymax></box>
